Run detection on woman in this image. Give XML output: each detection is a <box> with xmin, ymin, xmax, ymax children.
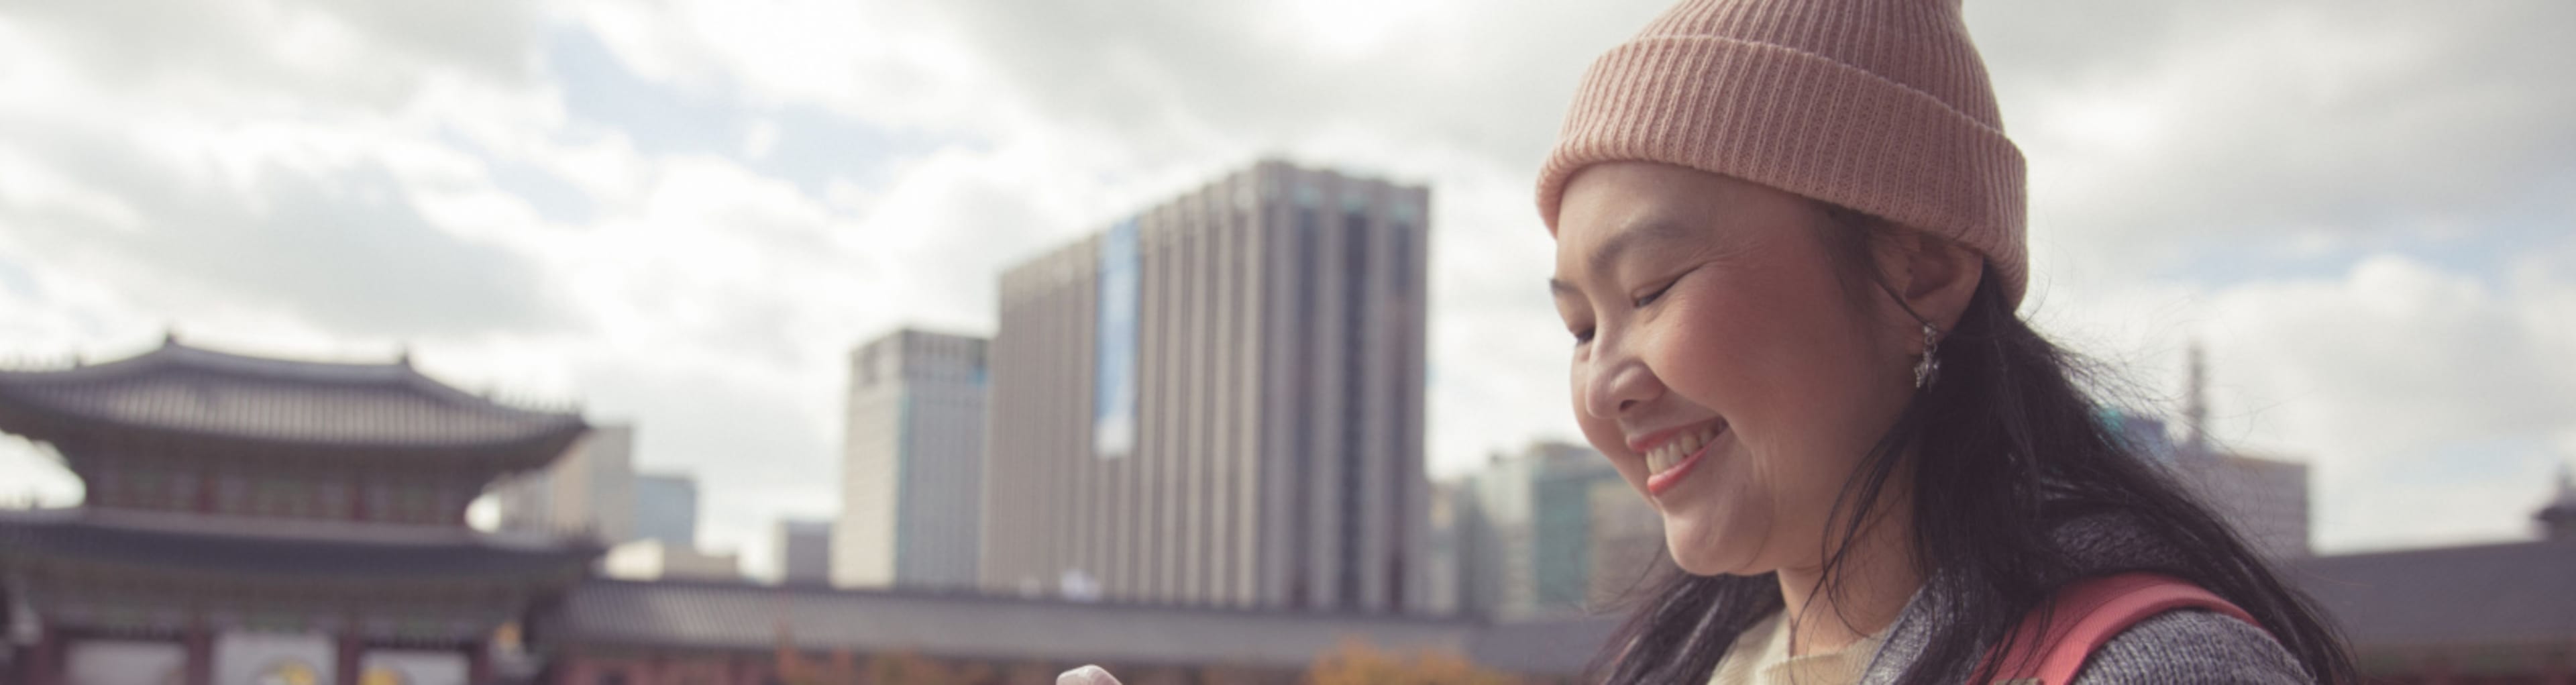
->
<box><xmin>1540</xmin><ymin>0</ymin><xmax>2353</xmax><ymax>683</ymax></box>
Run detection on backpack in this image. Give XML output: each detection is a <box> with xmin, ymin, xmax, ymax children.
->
<box><xmin>1978</xmin><ymin>572</ymin><xmax>2262</xmax><ymax>684</ymax></box>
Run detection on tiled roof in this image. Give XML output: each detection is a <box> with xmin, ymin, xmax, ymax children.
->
<box><xmin>0</xmin><ymin>341</ymin><xmax>584</xmax><ymax>449</ymax></box>
<box><xmin>1466</xmin><ymin>615</ymin><xmax>1622</xmax><ymax>676</ymax></box>
<box><xmin>0</xmin><ymin>508</ymin><xmax>598</xmax><ymax>581</ymax></box>
<box><xmin>537</xmin><ymin>580</ymin><xmax>1488</xmax><ymax>670</ymax></box>
<box><xmin>2289</xmin><ymin>539</ymin><xmax>2576</xmax><ymax>649</ymax></box>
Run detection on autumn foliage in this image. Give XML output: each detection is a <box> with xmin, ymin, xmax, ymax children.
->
<box><xmin>775</xmin><ymin>625</ymin><xmax>992</xmax><ymax>685</ymax></box>
<box><xmin>1303</xmin><ymin>639</ymin><xmax>1526</xmax><ymax>685</ymax></box>
<box><xmin>770</xmin><ymin>627</ymin><xmax>1534</xmax><ymax>685</ymax></box>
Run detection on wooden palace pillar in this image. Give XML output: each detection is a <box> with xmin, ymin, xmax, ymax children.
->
<box><xmin>25</xmin><ymin>624</ymin><xmax>63</xmax><ymax>685</ymax></box>
<box><xmin>335</xmin><ymin>633</ymin><xmax>365</xmax><ymax>685</ymax></box>
<box><xmin>466</xmin><ymin>638</ymin><xmax>493</xmax><ymax>685</ymax></box>
<box><xmin>182</xmin><ymin>621</ymin><xmax>215</xmax><ymax>685</ymax></box>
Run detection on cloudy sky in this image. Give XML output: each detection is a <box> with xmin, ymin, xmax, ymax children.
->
<box><xmin>1</xmin><ymin>0</ymin><xmax>2568</xmax><ymax>579</ymax></box>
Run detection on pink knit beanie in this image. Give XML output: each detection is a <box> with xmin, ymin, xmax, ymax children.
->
<box><xmin>1536</xmin><ymin>0</ymin><xmax>2030</xmax><ymax>307</ymax></box>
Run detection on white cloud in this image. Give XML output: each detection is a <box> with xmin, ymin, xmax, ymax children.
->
<box><xmin>0</xmin><ymin>0</ymin><xmax>2569</xmax><ymax>577</ymax></box>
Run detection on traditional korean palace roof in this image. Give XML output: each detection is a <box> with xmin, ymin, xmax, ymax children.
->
<box><xmin>526</xmin><ymin>537</ymin><xmax>2576</xmax><ymax>678</ymax></box>
<box><xmin>0</xmin><ymin>508</ymin><xmax>599</xmax><ymax>582</ymax></box>
<box><xmin>1464</xmin><ymin>614</ymin><xmax>1623</xmax><ymax>676</ymax></box>
<box><xmin>2289</xmin><ymin>537</ymin><xmax>2576</xmax><ymax>652</ymax></box>
<box><xmin>0</xmin><ymin>339</ymin><xmax>585</xmax><ymax>452</ymax></box>
<box><xmin>538</xmin><ymin>579</ymin><xmax>1493</xmax><ymax>671</ymax></box>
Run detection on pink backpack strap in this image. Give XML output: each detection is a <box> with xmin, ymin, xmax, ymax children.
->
<box><xmin>1978</xmin><ymin>572</ymin><xmax>2262</xmax><ymax>684</ymax></box>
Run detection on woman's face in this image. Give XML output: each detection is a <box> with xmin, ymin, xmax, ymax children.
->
<box><xmin>1550</xmin><ymin>162</ymin><xmax>1917</xmax><ymax>577</ymax></box>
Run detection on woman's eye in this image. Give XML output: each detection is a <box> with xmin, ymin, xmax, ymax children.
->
<box><xmin>1632</xmin><ymin>269</ymin><xmax>1692</xmax><ymax>308</ymax></box>
<box><xmin>1633</xmin><ymin>281</ymin><xmax>1674</xmax><ymax>308</ymax></box>
<box><xmin>1570</xmin><ymin>327</ymin><xmax>1595</xmax><ymax>346</ymax></box>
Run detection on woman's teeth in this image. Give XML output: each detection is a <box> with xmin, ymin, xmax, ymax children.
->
<box><xmin>1644</xmin><ymin>423</ymin><xmax>1721</xmax><ymax>474</ymax></box>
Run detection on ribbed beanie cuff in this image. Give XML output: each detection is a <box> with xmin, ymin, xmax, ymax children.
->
<box><xmin>1536</xmin><ymin>0</ymin><xmax>2031</xmax><ymax>307</ymax></box>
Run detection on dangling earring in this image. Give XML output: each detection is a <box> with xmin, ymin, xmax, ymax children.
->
<box><xmin>1913</xmin><ymin>322</ymin><xmax>1942</xmax><ymax>390</ymax></box>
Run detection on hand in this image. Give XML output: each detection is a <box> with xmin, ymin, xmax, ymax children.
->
<box><xmin>1059</xmin><ymin>664</ymin><xmax>1124</xmax><ymax>685</ymax></box>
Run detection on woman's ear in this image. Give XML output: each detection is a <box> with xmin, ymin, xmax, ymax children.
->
<box><xmin>1876</xmin><ymin>229</ymin><xmax>1984</xmax><ymax>333</ymax></box>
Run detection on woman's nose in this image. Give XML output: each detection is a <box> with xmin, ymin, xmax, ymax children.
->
<box><xmin>1582</xmin><ymin>344</ymin><xmax>1663</xmax><ymax>420</ymax></box>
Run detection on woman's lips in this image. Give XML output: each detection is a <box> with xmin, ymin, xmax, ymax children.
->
<box><xmin>1645</xmin><ymin>424</ymin><xmax>1723</xmax><ymax>496</ymax></box>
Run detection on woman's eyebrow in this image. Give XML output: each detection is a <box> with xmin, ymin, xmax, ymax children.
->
<box><xmin>1550</xmin><ymin>219</ymin><xmax>1692</xmax><ymax>297</ymax></box>
<box><xmin>1587</xmin><ymin>219</ymin><xmax>1692</xmax><ymax>276</ymax></box>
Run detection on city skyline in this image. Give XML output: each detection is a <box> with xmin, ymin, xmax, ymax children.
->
<box><xmin>1</xmin><ymin>0</ymin><xmax>2571</xmax><ymax>581</ymax></box>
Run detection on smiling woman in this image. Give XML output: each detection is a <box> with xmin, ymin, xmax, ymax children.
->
<box><xmin>1535</xmin><ymin>1</ymin><xmax>2357</xmax><ymax>684</ymax></box>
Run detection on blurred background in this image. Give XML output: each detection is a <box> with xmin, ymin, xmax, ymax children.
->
<box><xmin>0</xmin><ymin>0</ymin><xmax>2569</xmax><ymax>684</ymax></box>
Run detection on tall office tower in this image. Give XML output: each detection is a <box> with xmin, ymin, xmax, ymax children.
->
<box><xmin>981</xmin><ymin>160</ymin><xmax>1432</xmax><ymax>613</ymax></box>
<box><xmin>494</xmin><ymin>424</ymin><xmax>637</xmax><ymax>543</ymax></box>
<box><xmin>777</xmin><ymin>519</ymin><xmax>835</xmax><ymax>587</ymax></box>
<box><xmin>837</xmin><ymin>329</ymin><xmax>989</xmax><ymax>590</ymax></box>
<box><xmin>631</xmin><ymin>473</ymin><xmax>699</xmax><ymax>548</ymax></box>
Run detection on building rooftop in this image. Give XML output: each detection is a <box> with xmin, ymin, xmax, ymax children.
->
<box><xmin>0</xmin><ymin>339</ymin><xmax>585</xmax><ymax>452</ymax></box>
<box><xmin>1464</xmin><ymin>615</ymin><xmax>1622</xmax><ymax>676</ymax></box>
<box><xmin>2289</xmin><ymin>538</ymin><xmax>2576</xmax><ymax>650</ymax></box>
<box><xmin>537</xmin><ymin>579</ymin><xmax>1491</xmax><ymax>671</ymax></box>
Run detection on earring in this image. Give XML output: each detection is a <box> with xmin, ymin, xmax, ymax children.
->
<box><xmin>1913</xmin><ymin>322</ymin><xmax>1941</xmax><ymax>390</ymax></box>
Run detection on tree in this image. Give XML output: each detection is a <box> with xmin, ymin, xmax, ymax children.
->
<box><xmin>862</xmin><ymin>649</ymin><xmax>993</xmax><ymax>685</ymax></box>
<box><xmin>1305</xmin><ymin>639</ymin><xmax>1524</xmax><ymax>685</ymax></box>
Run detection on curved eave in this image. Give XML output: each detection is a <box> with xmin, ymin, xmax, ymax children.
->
<box><xmin>0</xmin><ymin>517</ymin><xmax>602</xmax><ymax>586</ymax></box>
<box><xmin>0</xmin><ymin>397</ymin><xmax>588</xmax><ymax>470</ymax></box>
<box><xmin>0</xmin><ymin>342</ymin><xmax>589</xmax><ymax>461</ymax></box>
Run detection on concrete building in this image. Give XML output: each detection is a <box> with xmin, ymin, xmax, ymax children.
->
<box><xmin>492</xmin><ymin>424</ymin><xmax>637</xmax><ymax>544</ymax></box>
<box><xmin>2176</xmin><ymin>450</ymin><xmax>2312</xmax><ymax>558</ymax></box>
<box><xmin>981</xmin><ymin>160</ymin><xmax>1432</xmax><ymax>613</ymax></box>
<box><xmin>837</xmin><ymin>328</ymin><xmax>988</xmax><ymax>590</ymax></box>
<box><xmin>2101</xmin><ymin>403</ymin><xmax>2313</xmax><ymax>560</ymax></box>
<box><xmin>1455</xmin><ymin>441</ymin><xmax>1654</xmax><ymax>619</ymax></box>
<box><xmin>2166</xmin><ymin>345</ymin><xmax>2314</xmax><ymax>558</ymax></box>
<box><xmin>1586</xmin><ymin>478</ymin><xmax>1665</xmax><ymax>607</ymax></box>
<box><xmin>778</xmin><ymin>519</ymin><xmax>833</xmax><ymax>587</ymax></box>
<box><xmin>631</xmin><ymin>473</ymin><xmax>698</xmax><ymax>549</ymax></box>
<box><xmin>1419</xmin><ymin>481</ymin><xmax>1465</xmax><ymax>615</ymax></box>
<box><xmin>602</xmin><ymin>539</ymin><xmax>739</xmax><ymax>582</ymax></box>
<box><xmin>1458</xmin><ymin>450</ymin><xmax>1536</xmax><ymax>619</ymax></box>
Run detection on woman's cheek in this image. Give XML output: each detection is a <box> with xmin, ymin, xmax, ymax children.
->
<box><xmin>1650</xmin><ymin>301</ymin><xmax>1750</xmax><ymax>408</ymax></box>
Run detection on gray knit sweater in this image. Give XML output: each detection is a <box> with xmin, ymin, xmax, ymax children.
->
<box><xmin>1852</xmin><ymin>517</ymin><xmax>2314</xmax><ymax>684</ymax></box>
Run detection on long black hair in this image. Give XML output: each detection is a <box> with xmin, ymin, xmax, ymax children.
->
<box><xmin>1584</xmin><ymin>205</ymin><xmax>2356</xmax><ymax>684</ymax></box>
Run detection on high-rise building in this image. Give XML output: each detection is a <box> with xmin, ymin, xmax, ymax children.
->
<box><xmin>603</xmin><ymin>539</ymin><xmax>740</xmax><ymax>582</ymax></box>
<box><xmin>837</xmin><ymin>329</ymin><xmax>988</xmax><ymax>590</ymax></box>
<box><xmin>2166</xmin><ymin>344</ymin><xmax>2314</xmax><ymax>558</ymax></box>
<box><xmin>1458</xmin><ymin>451</ymin><xmax>1536</xmax><ymax>619</ymax></box>
<box><xmin>632</xmin><ymin>473</ymin><xmax>698</xmax><ymax>549</ymax></box>
<box><xmin>493</xmin><ymin>424</ymin><xmax>637</xmax><ymax>543</ymax></box>
<box><xmin>777</xmin><ymin>519</ymin><xmax>834</xmax><ymax>587</ymax></box>
<box><xmin>2176</xmin><ymin>450</ymin><xmax>2312</xmax><ymax>558</ymax></box>
<box><xmin>1454</xmin><ymin>441</ymin><xmax>1651</xmax><ymax>619</ymax></box>
<box><xmin>981</xmin><ymin>160</ymin><xmax>1431</xmax><ymax>613</ymax></box>
<box><xmin>1420</xmin><ymin>481</ymin><xmax>1465</xmax><ymax>615</ymax></box>
<box><xmin>1586</xmin><ymin>478</ymin><xmax>1666</xmax><ymax>607</ymax></box>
